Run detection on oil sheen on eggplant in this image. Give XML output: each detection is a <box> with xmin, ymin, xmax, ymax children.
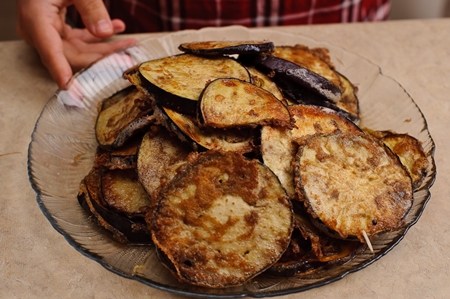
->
<box><xmin>136</xmin><ymin>54</ymin><xmax>251</xmax><ymax>115</ymax></box>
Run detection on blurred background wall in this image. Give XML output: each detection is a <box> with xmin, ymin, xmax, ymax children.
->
<box><xmin>1</xmin><ymin>0</ymin><xmax>449</xmax><ymax>41</ymax></box>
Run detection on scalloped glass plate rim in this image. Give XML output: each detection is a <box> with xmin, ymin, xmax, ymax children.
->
<box><xmin>28</xmin><ymin>25</ymin><xmax>436</xmax><ymax>298</ymax></box>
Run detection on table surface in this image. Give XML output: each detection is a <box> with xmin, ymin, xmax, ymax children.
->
<box><xmin>1</xmin><ymin>18</ymin><xmax>449</xmax><ymax>299</ymax></box>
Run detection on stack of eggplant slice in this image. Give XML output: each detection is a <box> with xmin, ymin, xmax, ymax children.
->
<box><xmin>77</xmin><ymin>40</ymin><xmax>429</xmax><ymax>287</ymax></box>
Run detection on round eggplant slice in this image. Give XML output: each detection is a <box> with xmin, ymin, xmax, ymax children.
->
<box><xmin>137</xmin><ymin>126</ymin><xmax>191</xmax><ymax>215</ymax></box>
<box><xmin>78</xmin><ymin>167</ymin><xmax>151</xmax><ymax>244</ymax></box>
<box><xmin>149</xmin><ymin>150</ymin><xmax>293</xmax><ymax>288</ymax></box>
<box><xmin>95</xmin><ymin>86</ymin><xmax>154</xmax><ymax>150</ymax></box>
<box><xmin>198</xmin><ymin>78</ymin><xmax>291</xmax><ymax>129</ymax></box>
<box><xmin>178</xmin><ymin>40</ymin><xmax>274</xmax><ymax>56</ymax></box>
<box><xmin>374</xmin><ymin>131</ymin><xmax>429</xmax><ymax>189</ymax></box>
<box><xmin>137</xmin><ymin>54</ymin><xmax>251</xmax><ymax>115</ymax></box>
<box><xmin>101</xmin><ymin>168</ymin><xmax>151</xmax><ymax>216</ymax></box>
<box><xmin>294</xmin><ymin>132</ymin><xmax>413</xmax><ymax>242</ymax></box>
<box><xmin>157</xmin><ymin>106</ymin><xmax>256</xmax><ymax>153</ymax></box>
<box><xmin>251</xmin><ymin>54</ymin><xmax>341</xmax><ymax>104</ymax></box>
<box><xmin>261</xmin><ymin>105</ymin><xmax>360</xmax><ymax>199</ymax></box>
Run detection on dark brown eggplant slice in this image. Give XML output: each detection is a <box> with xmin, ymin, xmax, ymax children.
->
<box><xmin>156</xmin><ymin>106</ymin><xmax>256</xmax><ymax>153</ymax></box>
<box><xmin>95</xmin><ymin>86</ymin><xmax>154</xmax><ymax>150</ymax></box>
<box><xmin>78</xmin><ymin>167</ymin><xmax>152</xmax><ymax>244</ymax></box>
<box><xmin>137</xmin><ymin>126</ymin><xmax>191</xmax><ymax>217</ymax></box>
<box><xmin>136</xmin><ymin>54</ymin><xmax>251</xmax><ymax>115</ymax></box>
<box><xmin>149</xmin><ymin>150</ymin><xmax>293</xmax><ymax>288</ymax></box>
<box><xmin>261</xmin><ymin>105</ymin><xmax>361</xmax><ymax>199</ymax></box>
<box><xmin>198</xmin><ymin>78</ymin><xmax>291</xmax><ymax>129</ymax></box>
<box><xmin>250</xmin><ymin>54</ymin><xmax>342</xmax><ymax>104</ymax></box>
<box><xmin>294</xmin><ymin>132</ymin><xmax>413</xmax><ymax>242</ymax></box>
<box><xmin>178</xmin><ymin>40</ymin><xmax>274</xmax><ymax>56</ymax></box>
<box><xmin>94</xmin><ymin>137</ymin><xmax>141</xmax><ymax>170</ymax></box>
<box><xmin>267</xmin><ymin>209</ymin><xmax>362</xmax><ymax>277</ymax></box>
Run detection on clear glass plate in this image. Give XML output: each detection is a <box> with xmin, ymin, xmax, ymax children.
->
<box><xmin>28</xmin><ymin>25</ymin><xmax>436</xmax><ymax>298</ymax></box>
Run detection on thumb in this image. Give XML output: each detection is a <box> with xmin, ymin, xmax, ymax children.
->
<box><xmin>73</xmin><ymin>0</ymin><xmax>114</xmax><ymax>37</ymax></box>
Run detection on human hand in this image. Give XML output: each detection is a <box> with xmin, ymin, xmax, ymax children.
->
<box><xmin>16</xmin><ymin>0</ymin><xmax>137</xmax><ymax>89</ymax></box>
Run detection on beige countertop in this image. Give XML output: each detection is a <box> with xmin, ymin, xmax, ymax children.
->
<box><xmin>1</xmin><ymin>18</ymin><xmax>449</xmax><ymax>299</ymax></box>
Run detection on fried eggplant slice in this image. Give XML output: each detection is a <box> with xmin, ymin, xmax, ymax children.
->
<box><xmin>246</xmin><ymin>66</ymin><xmax>286</xmax><ymax>103</ymax></box>
<box><xmin>135</xmin><ymin>54</ymin><xmax>251</xmax><ymax>115</ymax></box>
<box><xmin>95</xmin><ymin>86</ymin><xmax>154</xmax><ymax>150</ymax></box>
<box><xmin>272</xmin><ymin>45</ymin><xmax>359</xmax><ymax>120</ymax></box>
<box><xmin>78</xmin><ymin>167</ymin><xmax>151</xmax><ymax>244</ymax></box>
<box><xmin>273</xmin><ymin>45</ymin><xmax>342</xmax><ymax>89</ymax></box>
<box><xmin>334</xmin><ymin>71</ymin><xmax>359</xmax><ymax>121</ymax></box>
<box><xmin>261</xmin><ymin>105</ymin><xmax>360</xmax><ymax>199</ymax></box>
<box><xmin>267</xmin><ymin>209</ymin><xmax>362</xmax><ymax>277</ymax></box>
<box><xmin>94</xmin><ymin>137</ymin><xmax>140</xmax><ymax>170</ymax></box>
<box><xmin>250</xmin><ymin>54</ymin><xmax>341</xmax><ymax>104</ymax></box>
<box><xmin>101</xmin><ymin>168</ymin><xmax>151</xmax><ymax>216</ymax></box>
<box><xmin>198</xmin><ymin>78</ymin><xmax>291</xmax><ymax>129</ymax></box>
<box><xmin>178</xmin><ymin>40</ymin><xmax>274</xmax><ymax>56</ymax></box>
<box><xmin>137</xmin><ymin>126</ymin><xmax>191</xmax><ymax>216</ymax></box>
<box><xmin>149</xmin><ymin>150</ymin><xmax>293</xmax><ymax>288</ymax></box>
<box><xmin>294</xmin><ymin>132</ymin><xmax>413</xmax><ymax>242</ymax></box>
<box><xmin>367</xmin><ymin>130</ymin><xmax>429</xmax><ymax>188</ymax></box>
<box><xmin>157</xmin><ymin>106</ymin><xmax>256</xmax><ymax>153</ymax></box>
<box><xmin>382</xmin><ymin>133</ymin><xmax>429</xmax><ymax>188</ymax></box>
<box><xmin>276</xmin><ymin>79</ymin><xmax>358</xmax><ymax>122</ymax></box>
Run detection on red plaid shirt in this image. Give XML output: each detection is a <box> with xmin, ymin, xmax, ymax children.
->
<box><xmin>70</xmin><ymin>0</ymin><xmax>390</xmax><ymax>33</ymax></box>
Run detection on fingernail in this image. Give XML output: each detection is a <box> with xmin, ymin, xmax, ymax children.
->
<box><xmin>95</xmin><ymin>19</ymin><xmax>112</xmax><ymax>35</ymax></box>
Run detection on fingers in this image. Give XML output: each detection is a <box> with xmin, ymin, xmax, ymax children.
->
<box><xmin>69</xmin><ymin>19</ymin><xmax>127</xmax><ymax>42</ymax></box>
<box><xmin>65</xmin><ymin>36</ymin><xmax>137</xmax><ymax>72</ymax></box>
<box><xmin>34</xmin><ymin>27</ymin><xmax>74</xmax><ymax>89</ymax></box>
<box><xmin>73</xmin><ymin>0</ymin><xmax>115</xmax><ymax>38</ymax></box>
<box><xmin>16</xmin><ymin>0</ymin><xmax>74</xmax><ymax>88</ymax></box>
<box><xmin>16</xmin><ymin>0</ymin><xmax>134</xmax><ymax>89</ymax></box>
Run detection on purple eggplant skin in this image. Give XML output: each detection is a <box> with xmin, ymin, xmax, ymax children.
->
<box><xmin>78</xmin><ymin>169</ymin><xmax>152</xmax><ymax>245</ymax></box>
<box><xmin>178</xmin><ymin>41</ymin><xmax>275</xmax><ymax>56</ymax></box>
<box><xmin>78</xmin><ymin>189</ymin><xmax>152</xmax><ymax>244</ymax></box>
<box><xmin>137</xmin><ymin>71</ymin><xmax>199</xmax><ymax>116</ymax></box>
<box><xmin>136</xmin><ymin>54</ymin><xmax>252</xmax><ymax>117</ymax></box>
<box><xmin>247</xmin><ymin>55</ymin><xmax>342</xmax><ymax>104</ymax></box>
<box><xmin>278</xmin><ymin>80</ymin><xmax>359</xmax><ymax>122</ymax></box>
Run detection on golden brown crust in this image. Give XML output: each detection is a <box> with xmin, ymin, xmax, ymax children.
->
<box><xmin>199</xmin><ymin>78</ymin><xmax>292</xmax><ymax>129</ymax></box>
<box><xmin>261</xmin><ymin>105</ymin><xmax>360</xmax><ymax>198</ymax></box>
<box><xmin>95</xmin><ymin>87</ymin><xmax>153</xmax><ymax>148</ymax></box>
<box><xmin>294</xmin><ymin>132</ymin><xmax>413</xmax><ymax>242</ymax></box>
<box><xmin>101</xmin><ymin>169</ymin><xmax>151</xmax><ymax>215</ymax></box>
<box><xmin>150</xmin><ymin>150</ymin><xmax>293</xmax><ymax>288</ymax></box>
<box><xmin>160</xmin><ymin>106</ymin><xmax>257</xmax><ymax>153</ymax></box>
<box><xmin>137</xmin><ymin>126</ymin><xmax>191</xmax><ymax>217</ymax></box>
<box><xmin>139</xmin><ymin>54</ymin><xmax>251</xmax><ymax>101</ymax></box>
